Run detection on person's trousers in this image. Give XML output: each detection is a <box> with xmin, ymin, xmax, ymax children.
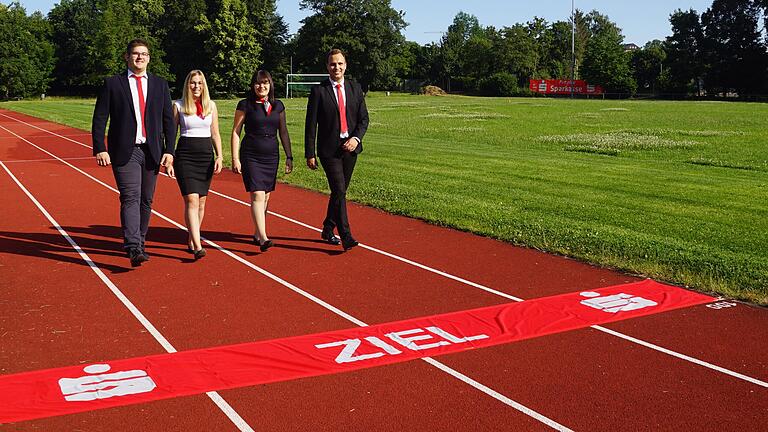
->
<box><xmin>112</xmin><ymin>145</ymin><xmax>158</xmax><ymax>251</ymax></box>
<box><xmin>320</xmin><ymin>152</ymin><xmax>357</xmax><ymax>240</ymax></box>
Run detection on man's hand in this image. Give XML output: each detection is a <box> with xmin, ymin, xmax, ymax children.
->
<box><xmin>96</xmin><ymin>152</ymin><xmax>111</xmax><ymax>166</ymax></box>
<box><xmin>307</xmin><ymin>157</ymin><xmax>318</xmax><ymax>170</ymax></box>
<box><xmin>342</xmin><ymin>138</ymin><xmax>359</xmax><ymax>152</ymax></box>
<box><xmin>285</xmin><ymin>158</ymin><xmax>293</xmax><ymax>174</ymax></box>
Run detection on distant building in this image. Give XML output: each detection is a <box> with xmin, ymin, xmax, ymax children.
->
<box><xmin>623</xmin><ymin>43</ymin><xmax>640</xmax><ymax>52</ymax></box>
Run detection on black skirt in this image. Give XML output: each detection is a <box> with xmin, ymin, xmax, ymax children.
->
<box><xmin>175</xmin><ymin>136</ymin><xmax>214</xmax><ymax>196</ymax></box>
<box><xmin>240</xmin><ymin>134</ymin><xmax>279</xmax><ymax>192</ymax></box>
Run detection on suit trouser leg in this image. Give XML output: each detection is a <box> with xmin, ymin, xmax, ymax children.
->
<box><xmin>112</xmin><ymin>146</ymin><xmax>158</xmax><ymax>251</ymax></box>
<box><xmin>320</xmin><ymin>152</ymin><xmax>357</xmax><ymax>239</ymax></box>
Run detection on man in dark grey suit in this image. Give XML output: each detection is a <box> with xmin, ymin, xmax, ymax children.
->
<box><xmin>92</xmin><ymin>39</ymin><xmax>176</xmax><ymax>266</ymax></box>
<box><xmin>304</xmin><ymin>48</ymin><xmax>369</xmax><ymax>251</ymax></box>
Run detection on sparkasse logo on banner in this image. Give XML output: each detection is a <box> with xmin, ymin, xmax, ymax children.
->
<box><xmin>530</xmin><ymin>79</ymin><xmax>604</xmax><ymax>95</ymax></box>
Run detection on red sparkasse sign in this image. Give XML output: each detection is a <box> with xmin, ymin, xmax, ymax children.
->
<box><xmin>530</xmin><ymin>79</ymin><xmax>603</xmax><ymax>95</ymax></box>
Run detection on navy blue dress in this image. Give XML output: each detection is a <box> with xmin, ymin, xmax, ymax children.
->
<box><xmin>236</xmin><ymin>98</ymin><xmax>285</xmax><ymax>192</ymax></box>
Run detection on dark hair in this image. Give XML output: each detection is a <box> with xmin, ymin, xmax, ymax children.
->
<box><xmin>326</xmin><ymin>48</ymin><xmax>346</xmax><ymax>64</ymax></box>
<box><xmin>126</xmin><ymin>39</ymin><xmax>150</xmax><ymax>55</ymax></box>
<box><xmin>247</xmin><ymin>70</ymin><xmax>275</xmax><ymax>103</ymax></box>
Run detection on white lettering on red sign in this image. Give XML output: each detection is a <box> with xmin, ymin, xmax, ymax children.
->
<box><xmin>579</xmin><ymin>291</ymin><xmax>658</xmax><ymax>313</ymax></box>
<box><xmin>315</xmin><ymin>326</ymin><xmax>489</xmax><ymax>364</ymax></box>
<box><xmin>706</xmin><ymin>301</ymin><xmax>737</xmax><ymax>310</ymax></box>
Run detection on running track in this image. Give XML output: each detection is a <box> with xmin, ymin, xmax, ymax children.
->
<box><xmin>0</xmin><ymin>109</ymin><xmax>766</xmax><ymax>431</ymax></box>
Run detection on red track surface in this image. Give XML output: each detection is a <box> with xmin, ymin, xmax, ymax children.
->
<box><xmin>0</xmin><ymin>109</ymin><xmax>766</xmax><ymax>431</ymax></box>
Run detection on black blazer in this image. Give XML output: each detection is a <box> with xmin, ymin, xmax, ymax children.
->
<box><xmin>304</xmin><ymin>79</ymin><xmax>369</xmax><ymax>159</ymax></box>
<box><xmin>92</xmin><ymin>72</ymin><xmax>176</xmax><ymax>168</ymax></box>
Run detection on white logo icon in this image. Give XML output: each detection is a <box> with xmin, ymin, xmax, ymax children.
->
<box><xmin>580</xmin><ymin>291</ymin><xmax>658</xmax><ymax>313</ymax></box>
<box><xmin>58</xmin><ymin>364</ymin><xmax>156</xmax><ymax>402</ymax></box>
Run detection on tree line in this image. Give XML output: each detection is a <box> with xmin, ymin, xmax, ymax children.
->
<box><xmin>1</xmin><ymin>0</ymin><xmax>768</xmax><ymax>99</ymax></box>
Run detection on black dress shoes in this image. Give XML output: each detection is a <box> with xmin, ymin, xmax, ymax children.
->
<box><xmin>193</xmin><ymin>248</ymin><xmax>207</xmax><ymax>260</ymax></box>
<box><xmin>128</xmin><ymin>248</ymin><xmax>148</xmax><ymax>267</ymax></box>
<box><xmin>321</xmin><ymin>230</ymin><xmax>341</xmax><ymax>245</ymax></box>
<box><xmin>341</xmin><ymin>237</ymin><xmax>359</xmax><ymax>251</ymax></box>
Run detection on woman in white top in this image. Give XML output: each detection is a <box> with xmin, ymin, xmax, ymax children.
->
<box><xmin>172</xmin><ymin>70</ymin><xmax>223</xmax><ymax>259</ymax></box>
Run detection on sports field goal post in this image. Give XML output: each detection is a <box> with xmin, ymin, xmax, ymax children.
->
<box><xmin>286</xmin><ymin>73</ymin><xmax>327</xmax><ymax>98</ymax></box>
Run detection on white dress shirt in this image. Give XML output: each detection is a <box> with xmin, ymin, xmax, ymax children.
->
<box><xmin>127</xmin><ymin>70</ymin><xmax>147</xmax><ymax>144</ymax></box>
<box><xmin>329</xmin><ymin>78</ymin><xmax>349</xmax><ymax>139</ymax></box>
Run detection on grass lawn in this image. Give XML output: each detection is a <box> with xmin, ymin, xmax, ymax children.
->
<box><xmin>3</xmin><ymin>94</ymin><xmax>767</xmax><ymax>305</ymax></box>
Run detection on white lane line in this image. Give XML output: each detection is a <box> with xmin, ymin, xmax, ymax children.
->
<box><xmin>5</xmin><ymin>111</ymin><xmax>768</xmax><ymax>391</ymax></box>
<box><xmin>210</xmin><ymin>190</ymin><xmax>526</xmax><ymax>302</ymax></box>
<box><xmin>1</xmin><ymin>157</ymin><xmax>93</xmax><ymax>163</ymax></box>
<box><xmin>593</xmin><ymin>325</ymin><xmax>767</xmax><ymax>388</ymax></box>
<box><xmin>422</xmin><ymin>358</ymin><xmax>573</xmax><ymax>432</ymax></box>
<box><xmin>0</xmin><ymin>132</ymin><xmax>254</xmax><ymax>432</ymax></box>
<box><xmin>1</xmin><ymin>121</ymin><xmax>573</xmax><ymax>430</ymax></box>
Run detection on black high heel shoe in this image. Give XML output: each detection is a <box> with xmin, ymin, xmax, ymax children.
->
<box><xmin>259</xmin><ymin>239</ymin><xmax>274</xmax><ymax>252</ymax></box>
<box><xmin>193</xmin><ymin>248</ymin><xmax>207</xmax><ymax>260</ymax></box>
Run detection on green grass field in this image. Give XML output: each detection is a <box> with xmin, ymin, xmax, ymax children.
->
<box><xmin>3</xmin><ymin>95</ymin><xmax>767</xmax><ymax>305</ymax></box>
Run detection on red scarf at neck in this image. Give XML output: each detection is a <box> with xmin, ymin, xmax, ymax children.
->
<box><xmin>195</xmin><ymin>99</ymin><xmax>205</xmax><ymax>119</ymax></box>
<box><xmin>258</xmin><ymin>97</ymin><xmax>272</xmax><ymax>116</ymax></box>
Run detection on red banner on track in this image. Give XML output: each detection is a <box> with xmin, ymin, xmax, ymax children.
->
<box><xmin>0</xmin><ymin>280</ymin><xmax>712</xmax><ymax>423</ymax></box>
<box><xmin>530</xmin><ymin>79</ymin><xmax>603</xmax><ymax>95</ymax></box>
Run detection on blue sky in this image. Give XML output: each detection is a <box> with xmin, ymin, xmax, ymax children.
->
<box><xmin>15</xmin><ymin>0</ymin><xmax>714</xmax><ymax>46</ymax></box>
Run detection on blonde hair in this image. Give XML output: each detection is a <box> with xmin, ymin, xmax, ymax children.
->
<box><xmin>181</xmin><ymin>70</ymin><xmax>212</xmax><ymax>117</ymax></box>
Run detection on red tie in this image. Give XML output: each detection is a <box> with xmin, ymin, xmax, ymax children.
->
<box><xmin>335</xmin><ymin>83</ymin><xmax>348</xmax><ymax>135</ymax></box>
<box><xmin>132</xmin><ymin>75</ymin><xmax>146</xmax><ymax>138</ymax></box>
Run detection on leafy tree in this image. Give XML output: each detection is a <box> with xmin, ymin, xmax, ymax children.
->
<box><xmin>293</xmin><ymin>0</ymin><xmax>407</xmax><ymax>91</ymax></box>
<box><xmin>581</xmin><ymin>11</ymin><xmax>636</xmax><ymax>94</ymax></box>
<box><xmin>664</xmin><ymin>9</ymin><xmax>705</xmax><ymax>95</ymax></box>
<box><xmin>245</xmin><ymin>0</ymin><xmax>290</xmax><ymax>93</ymax></box>
<box><xmin>701</xmin><ymin>0</ymin><xmax>768</xmax><ymax>95</ymax></box>
<box><xmin>631</xmin><ymin>40</ymin><xmax>667</xmax><ymax>94</ymax></box>
<box><xmin>158</xmin><ymin>0</ymin><xmax>208</xmax><ymax>92</ymax></box>
<box><xmin>196</xmin><ymin>0</ymin><xmax>261</xmax><ymax>96</ymax></box>
<box><xmin>409</xmin><ymin>42</ymin><xmax>442</xmax><ymax>85</ymax></box>
<box><xmin>48</xmin><ymin>0</ymin><xmax>171</xmax><ymax>94</ymax></box>
<box><xmin>129</xmin><ymin>0</ymin><xmax>173</xmax><ymax>81</ymax></box>
<box><xmin>461</xmin><ymin>28</ymin><xmax>495</xmax><ymax>85</ymax></box>
<box><xmin>0</xmin><ymin>3</ymin><xmax>55</xmax><ymax>99</ymax></box>
<box><xmin>542</xmin><ymin>20</ymin><xmax>575</xmax><ymax>79</ymax></box>
<box><xmin>494</xmin><ymin>24</ymin><xmax>538</xmax><ymax>88</ymax></box>
<box><xmin>48</xmin><ymin>0</ymin><xmax>99</xmax><ymax>93</ymax></box>
<box><xmin>439</xmin><ymin>11</ymin><xmax>481</xmax><ymax>91</ymax></box>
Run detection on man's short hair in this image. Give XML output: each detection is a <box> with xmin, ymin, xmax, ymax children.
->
<box><xmin>126</xmin><ymin>39</ymin><xmax>150</xmax><ymax>54</ymax></box>
<box><xmin>326</xmin><ymin>48</ymin><xmax>346</xmax><ymax>64</ymax></box>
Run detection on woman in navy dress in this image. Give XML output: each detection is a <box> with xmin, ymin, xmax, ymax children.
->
<box><xmin>173</xmin><ymin>70</ymin><xmax>223</xmax><ymax>260</ymax></box>
<box><xmin>231</xmin><ymin>70</ymin><xmax>293</xmax><ymax>251</ymax></box>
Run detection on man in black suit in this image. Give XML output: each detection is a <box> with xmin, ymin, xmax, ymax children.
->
<box><xmin>305</xmin><ymin>48</ymin><xmax>369</xmax><ymax>251</ymax></box>
<box><xmin>92</xmin><ymin>39</ymin><xmax>176</xmax><ymax>266</ymax></box>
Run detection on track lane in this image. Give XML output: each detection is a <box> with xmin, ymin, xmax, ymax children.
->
<box><xmin>0</xmin><ymin>162</ymin><xmax>247</xmax><ymax>431</ymax></box>
<box><xmin>2</xmin><ymin>109</ymin><xmax>766</xmax><ymax>430</ymax></box>
<box><xmin>1</xmin><ymin>117</ymin><xmax>569</xmax><ymax>430</ymax></box>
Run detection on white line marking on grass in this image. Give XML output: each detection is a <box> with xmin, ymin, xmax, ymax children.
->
<box><xmin>0</xmin><ymin>128</ymin><xmax>255</xmax><ymax>432</ymax></box>
<box><xmin>0</xmin><ymin>121</ymin><xmax>572</xmax><ymax>431</ymax></box>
